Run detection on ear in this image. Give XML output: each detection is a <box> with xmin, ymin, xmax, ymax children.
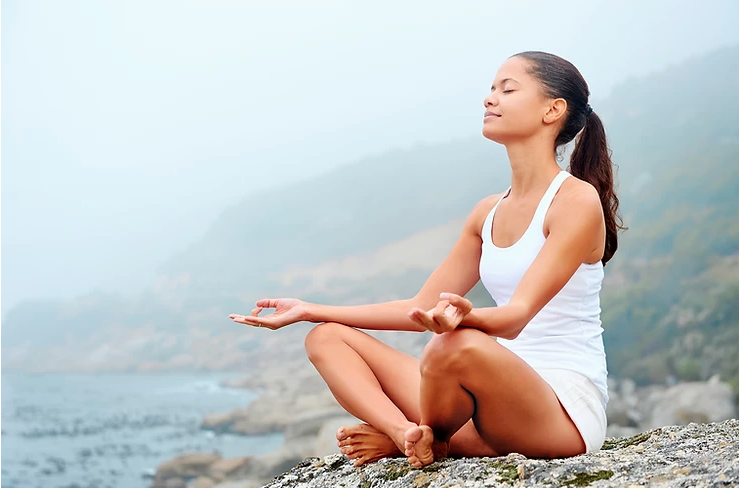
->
<box><xmin>543</xmin><ymin>98</ymin><xmax>567</xmax><ymax>125</ymax></box>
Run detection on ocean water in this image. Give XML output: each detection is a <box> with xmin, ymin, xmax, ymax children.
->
<box><xmin>1</xmin><ymin>372</ymin><xmax>284</xmax><ymax>488</ymax></box>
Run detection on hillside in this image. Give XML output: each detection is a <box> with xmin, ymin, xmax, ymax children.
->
<box><xmin>2</xmin><ymin>46</ymin><xmax>738</xmax><ymax>390</ymax></box>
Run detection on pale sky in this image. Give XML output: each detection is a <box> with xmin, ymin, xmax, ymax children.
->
<box><xmin>2</xmin><ymin>0</ymin><xmax>739</xmax><ymax>314</ymax></box>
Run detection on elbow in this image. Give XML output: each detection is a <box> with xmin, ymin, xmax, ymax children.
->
<box><xmin>500</xmin><ymin>303</ymin><xmax>533</xmax><ymax>340</ymax></box>
<box><xmin>500</xmin><ymin>325</ymin><xmax>523</xmax><ymax>341</ymax></box>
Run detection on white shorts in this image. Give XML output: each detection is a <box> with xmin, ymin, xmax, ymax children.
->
<box><xmin>536</xmin><ymin>368</ymin><xmax>608</xmax><ymax>452</ymax></box>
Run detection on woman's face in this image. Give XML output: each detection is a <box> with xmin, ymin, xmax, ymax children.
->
<box><xmin>482</xmin><ymin>56</ymin><xmax>554</xmax><ymax>145</ymax></box>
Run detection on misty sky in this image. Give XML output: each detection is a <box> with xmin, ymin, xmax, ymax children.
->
<box><xmin>2</xmin><ymin>0</ymin><xmax>739</xmax><ymax>315</ymax></box>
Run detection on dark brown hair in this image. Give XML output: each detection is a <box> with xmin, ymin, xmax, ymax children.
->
<box><xmin>513</xmin><ymin>51</ymin><xmax>625</xmax><ymax>265</ymax></box>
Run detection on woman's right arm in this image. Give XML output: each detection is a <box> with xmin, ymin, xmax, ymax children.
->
<box><xmin>231</xmin><ymin>197</ymin><xmax>497</xmax><ymax>332</ymax></box>
<box><xmin>302</xmin><ymin>196</ymin><xmax>497</xmax><ymax>332</ymax></box>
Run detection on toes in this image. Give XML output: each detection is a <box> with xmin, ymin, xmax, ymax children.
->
<box><xmin>341</xmin><ymin>447</ymin><xmax>361</xmax><ymax>460</ymax></box>
<box><xmin>404</xmin><ymin>440</ymin><xmax>417</xmax><ymax>456</ymax></box>
<box><xmin>336</xmin><ymin>428</ymin><xmax>348</xmax><ymax>441</ymax></box>
<box><xmin>338</xmin><ymin>438</ymin><xmax>352</xmax><ymax>448</ymax></box>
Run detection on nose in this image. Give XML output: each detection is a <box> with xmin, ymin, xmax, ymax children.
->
<box><xmin>483</xmin><ymin>92</ymin><xmax>498</xmax><ymax>108</ymax></box>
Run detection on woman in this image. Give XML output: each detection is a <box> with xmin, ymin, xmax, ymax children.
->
<box><xmin>230</xmin><ymin>51</ymin><xmax>623</xmax><ymax>468</ymax></box>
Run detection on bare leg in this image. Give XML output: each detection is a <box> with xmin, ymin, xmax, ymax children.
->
<box><xmin>305</xmin><ymin>322</ymin><xmax>496</xmax><ymax>466</ymax></box>
<box><xmin>305</xmin><ymin>322</ymin><xmax>417</xmax><ymax>454</ymax></box>
<box><xmin>405</xmin><ymin>327</ymin><xmax>586</xmax><ymax>467</ymax></box>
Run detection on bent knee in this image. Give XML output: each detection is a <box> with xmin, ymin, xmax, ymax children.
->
<box><xmin>304</xmin><ymin>322</ymin><xmax>347</xmax><ymax>362</ymax></box>
<box><xmin>420</xmin><ymin>328</ymin><xmax>491</xmax><ymax>373</ymax></box>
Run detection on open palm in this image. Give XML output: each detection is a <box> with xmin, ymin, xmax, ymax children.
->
<box><xmin>229</xmin><ymin>298</ymin><xmax>307</xmax><ymax>330</ymax></box>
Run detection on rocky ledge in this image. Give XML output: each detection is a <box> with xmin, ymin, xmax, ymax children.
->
<box><xmin>262</xmin><ymin>419</ymin><xmax>738</xmax><ymax>488</ymax></box>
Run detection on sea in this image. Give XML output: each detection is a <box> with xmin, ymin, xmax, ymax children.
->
<box><xmin>1</xmin><ymin>372</ymin><xmax>284</xmax><ymax>488</ymax></box>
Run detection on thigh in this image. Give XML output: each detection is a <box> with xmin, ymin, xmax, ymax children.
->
<box><xmin>309</xmin><ymin>323</ymin><xmax>423</xmax><ymax>423</ymax></box>
<box><xmin>309</xmin><ymin>323</ymin><xmax>497</xmax><ymax>456</ymax></box>
<box><xmin>447</xmin><ymin>330</ymin><xmax>585</xmax><ymax>458</ymax></box>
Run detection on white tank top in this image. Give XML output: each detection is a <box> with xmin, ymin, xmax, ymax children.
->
<box><xmin>478</xmin><ymin>170</ymin><xmax>609</xmax><ymax>408</ymax></box>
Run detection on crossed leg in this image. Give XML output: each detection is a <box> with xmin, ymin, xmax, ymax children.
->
<box><xmin>304</xmin><ymin>322</ymin><xmax>495</xmax><ymax>466</ymax></box>
<box><xmin>404</xmin><ymin>327</ymin><xmax>586</xmax><ymax>467</ymax></box>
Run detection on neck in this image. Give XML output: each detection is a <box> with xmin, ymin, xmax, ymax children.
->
<box><xmin>505</xmin><ymin>138</ymin><xmax>562</xmax><ymax>198</ymax></box>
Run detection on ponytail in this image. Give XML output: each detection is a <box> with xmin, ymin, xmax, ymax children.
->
<box><xmin>568</xmin><ymin>111</ymin><xmax>625</xmax><ymax>265</ymax></box>
<box><xmin>511</xmin><ymin>51</ymin><xmax>626</xmax><ymax>265</ymax></box>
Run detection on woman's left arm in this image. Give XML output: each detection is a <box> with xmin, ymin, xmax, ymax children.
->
<box><xmin>462</xmin><ymin>184</ymin><xmax>605</xmax><ymax>339</ymax></box>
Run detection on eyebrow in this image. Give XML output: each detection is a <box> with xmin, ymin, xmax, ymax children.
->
<box><xmin>491</xmin><ymin>78</ymin><xmax>520</xmax><ymax>90</ymax></box>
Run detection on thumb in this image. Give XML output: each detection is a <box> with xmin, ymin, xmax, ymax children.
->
<box><xmin>440</xmin><ymin>293</ymin><xmax>473</xmax><ymax>314</ymax></box>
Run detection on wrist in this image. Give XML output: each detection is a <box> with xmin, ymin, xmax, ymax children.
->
<box><xmin>302</xmin><ymin>302</ymin><xmax>320</xmax><ymax>323</ymax></box>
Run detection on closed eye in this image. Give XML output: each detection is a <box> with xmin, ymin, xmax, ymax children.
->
<box><xmin>502</xmin><ymin>90</ymin><xmax>514</xmax><ymax>93</ymax></box>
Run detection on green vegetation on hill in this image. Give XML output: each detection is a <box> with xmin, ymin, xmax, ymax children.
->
<box><xmin>595</xmin><ymin>46</ymin><xmax>739</xmax><ymax>391</ymax></box>
<box><xmin>3</xmin><ymin>46</ymin><xmax>738</xmax><ymax>386</ymax></box>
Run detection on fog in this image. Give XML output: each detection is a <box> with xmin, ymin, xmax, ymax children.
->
<box><xmin>2</xmin><ymin>0</ymin><xmax>738</xmax><ymax>314</ymax></box>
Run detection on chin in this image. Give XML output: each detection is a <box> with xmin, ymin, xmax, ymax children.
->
<box><xmin>482</xmin><ymin>126</ymin><xmax>506</xmax><ymax>144</ymax></box>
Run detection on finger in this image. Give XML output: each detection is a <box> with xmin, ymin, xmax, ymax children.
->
<box><xmin>407</xmin><ymin>308</ymin><xmax>424</xmax><ymax>324</ymax></box>
<box><xmin>440</xmin><ymin>293</ymin><xmax>473</xmax><ymax>314</ymax></box>
<box><xmin>409</xmin><ymin>308</ymin><xmax>438</xmax><ymax>333</ymax></box>
<box><xmin>431</xmin><ymin>300</ymin><xmax>451</xmax><ymax>323</ymax></box>
<box><xmin>433</xmin><ymin>300</ymin><xmax>458</xmax><ymax>329</ymax></box>
<box><xmin>251</xmin><ymin>307</ymin><xmax>264</xmax><ymax>317</ymax></box>
<box><xmin>232</xmin><ymin>315</ymin><xmax>262</xmax><ymax>327</ymax></box>
<box><xmin>255</xmin><ymin>299</ymin><xmax>278</xmax><ymax>308</ymax></box>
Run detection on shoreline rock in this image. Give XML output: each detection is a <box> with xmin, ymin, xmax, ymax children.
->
<box><xmin>186</xmin><ymin>371</ymin><xmax>738</xmax><ymax>486</ymax></box>
<box><xmin>150</xmin><ymin>420</ymin><xmax>739</xmax><ymax>487</ymax></box>
<box><xmin>262</xmin><ymin>419</ymin><xmax>739</xmax><ymax>488</ymax></box>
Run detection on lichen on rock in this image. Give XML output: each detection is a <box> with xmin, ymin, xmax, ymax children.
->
<box><xmin>258</xmin><ymin>419</ymin><xmax>739</xmax><ymax>488</ymax></box>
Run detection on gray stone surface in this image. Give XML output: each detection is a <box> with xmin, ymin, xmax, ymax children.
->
<box><xmin>261</xmin><ymin>419</ymin><xmax>739</xmax><ymax>488</ymax></box>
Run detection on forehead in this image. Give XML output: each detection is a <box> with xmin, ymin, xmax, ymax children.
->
<box><xmin>493</xmin><ymin>56</ymin><xmax>534</xmax><ymax>84</ymax></box>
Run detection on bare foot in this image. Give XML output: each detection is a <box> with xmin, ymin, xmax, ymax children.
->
<box><xmin>404</xmin><ymin>425</ymin><xmax>448</xmax><ymax>468</ymax></box>
<box><xmin>336</xmin><ymin>424</ymin><xmax>404</xmax><ymax>467</ymax></box>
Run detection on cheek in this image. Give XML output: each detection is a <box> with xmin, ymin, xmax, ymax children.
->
<box><xmin>482</xmin><ymin>104</ymin><xmax>540</xmax><ymax>142</ymax></box>
<box><xmin>504</xmin><ymin>97</ymin><xmax>541</xmax><ymax>126</ymax></box>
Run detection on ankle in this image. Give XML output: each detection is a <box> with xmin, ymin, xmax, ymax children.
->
<box><xmin>390</xmin><ymin>422</ymin><xmax>417</xmax><ymax>450</ymax></box>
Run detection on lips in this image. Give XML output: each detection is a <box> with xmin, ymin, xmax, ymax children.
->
<box><xmin>484</xmin><ymin>111</ymin><xmax>501</xmax><ymax>118</ymax></box>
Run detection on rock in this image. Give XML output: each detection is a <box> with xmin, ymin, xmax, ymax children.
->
<box><xmin>162</xmin><ymin>478</ymin><xmax>186</xmax><ymax>488</ymax></box>
<box><xmin>207</xmin><ymin>457</ymin><xmax>252</xmax><ymax>482</ymax></box>
<box><xmin>605</xmin><ymin>424</ymin><xmax>640</xmax><ymax>438</ymax></box>
<box><xmin>605</xmin><ymin>393</ymin><xmax>640</xmax><ymax>427</ymax></box>
<box><xmin>261</xmin><ymin>420</ymin><xmax>739</xmax><ymax>487</ymax></box>
<box><xmin>313</xmin><ymin>415</ymin><xmax>360</xmax><ymax>457</ymax></box>
<box><xmin>202</xmin><ymin>389</ymin><xmax>339</xmax><ymax>436</ymax></box>
<box><xmin>202</xmin><ymin>411</ymin><xmax>246</xmax><ymax>433</ymax></box>
<box><xmin>212</xmin><ymin>481</ymin><xmax>264</xmax><ymax>488</ymax></box>
<box><xmin>640</xmin><ymin>380</ymin><xmax>736</xmax><ymax>429</ymax></box>
<box><xmin>247</xmin><ymin>436</ymin><xmax>317</xmax><ymax>480</ymax></box>
<box><xmin>151</xmin><ymin>453</ymin><xmax>221</xmax><ymax>488</ymax></box>
<box><xmin>186</xmin><ymin>476</ymin><xmax>216</xmax><ymax>488</ymax></box>
<box><xmin>606</xmin><ymin>377</ymin><xmax>642</xmax><ymax>428</ymax></box>
<box><xmin>284</xmin><ymin>408</ymin><xmax>349</xmax><ymax>441</ymax></box>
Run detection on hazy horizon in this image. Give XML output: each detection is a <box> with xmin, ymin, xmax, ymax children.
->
<box><xmin>3</xmin><ymin>0</ymin><xmax>739</xmax><ymax>315</ymax></box>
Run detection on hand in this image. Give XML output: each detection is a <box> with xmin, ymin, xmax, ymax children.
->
<box><xmin>408</xmin><ymin>293</ymin><xmax>473</xmax><ymax>334</ymax></box>
<box><xmin>229</xmin><ymin>298</ymin><xmax>308</xmax><ymax>331</ymax></box>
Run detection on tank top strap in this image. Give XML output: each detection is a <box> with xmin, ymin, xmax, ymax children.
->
<box><xmin>481</xmin><ymin>186</ymin><xmax>511</xmax><ymax>246</ymax></box>
<box><xmin>530</xmin><ymin>170</ymin><xmax>571</xmax><ymax>229</ymax></box>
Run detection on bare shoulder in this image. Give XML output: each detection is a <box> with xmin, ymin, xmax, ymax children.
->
<box><xmin>552</xmin><ymin>176</ymin><xmax>601</xmax><ymax>211</ymax></box>
<box><xmin>464</xmin><ymin>193</ymin><xmax>506</xmax><ymax>237</ymax></box>
<box><xmin>549</xmin><ymin>176</ymin><xmax>603</xmax><ymax>223</ymax></box>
